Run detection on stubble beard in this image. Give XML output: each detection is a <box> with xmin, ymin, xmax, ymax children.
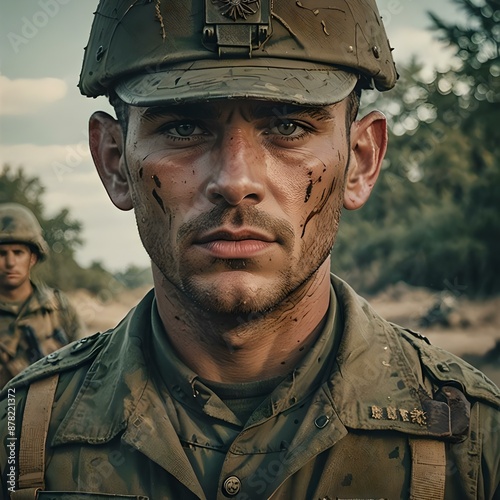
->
<box><xmin>135</xmin><ymin>206</ymin><xmax>336</xmax><ymax>317</ymax></box>
<box><xmin>145</xmin><ymin>208</ymin><xmax>340</xmax><ymax>318</ymax></box>
<box><xmin>128</xmin><ymin>148</ymin><xmax>347</xmax><ymax>318</ymax></box>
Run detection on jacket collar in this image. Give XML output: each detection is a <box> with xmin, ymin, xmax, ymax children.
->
<box><xmin>53</xmin><ymin>290</ymin><xmax>206</xmax><ymax>497</ymax></box>
<box><xmin>148</xmin><ymin>284</ymin><xmax>343</xmax><ymax>426</ymax></box>
<box><xmin>53</xmin><ymin>276</ymin><xmax>456</xmax><ymax>451</ymax></box>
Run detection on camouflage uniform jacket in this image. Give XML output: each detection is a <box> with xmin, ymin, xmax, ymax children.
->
<box><xmin>0</xmin><ymin>275</ymin><xmax>499</xmax><ymax>499</ymax></box>
<box><xmin>0</xmin><ymin>283</ymin><xmax>82</xmax><ymax>387</ymax></box>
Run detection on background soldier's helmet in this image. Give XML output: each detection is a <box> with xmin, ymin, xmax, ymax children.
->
<box><xmin>0</xmin><ymin>203</ymin><xmax>49</xmax><ymax>261</ymax></box>
<box><xmin>79</xmin><ymin>0</ymin><xmax>398</xmax><ymax>107</ymax></box>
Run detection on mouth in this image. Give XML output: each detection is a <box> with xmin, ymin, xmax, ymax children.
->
<box><xmin>193</xmin><ymin>228</ymin><xmax>276</xmax><ymax>259</ymax></box>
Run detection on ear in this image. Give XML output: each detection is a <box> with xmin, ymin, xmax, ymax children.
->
<box><xmin>89</xmin><ymin>111</ymin><xmax>133</xmax><ymax>211</ymax></box>
<box><xmin>343</xmin><ymin>111</ymin><xmax>387</xmax><ymax>210</ymax></box>
<box><xmin>29</xmin><ymin>252</ymin><xmax>38</xmax><ymax>269</ymax></box>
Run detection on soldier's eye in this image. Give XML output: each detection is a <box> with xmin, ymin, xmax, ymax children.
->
<box><xmin>276</xmin><ymin>121</ymin><xmax>298</xmax><ymax>136</ymax></box>
<box><xmin>160</xmin><ymin>121</ymin><xmax>207</xmax><ymax>139</ymax></box>
<box><xmin>266</xmin><ymin>119</ymin><xmax>310</xmax><ymax>142</ymax></box>
<box><xmin>174</xmin><ymin>123</ymin><xmax>197</xmax><ymax>137</ymax></box>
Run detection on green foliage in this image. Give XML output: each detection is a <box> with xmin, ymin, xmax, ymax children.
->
<box><xmin>333</xmin><ymin>0</ymin><xmax>500</xmax><ymax>296</ymax></box>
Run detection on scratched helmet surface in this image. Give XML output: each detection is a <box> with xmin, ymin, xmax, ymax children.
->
<box><xmin>79</xmin><ymin>0</ymin><xmax>398</xmax><ymax>106</ymax></box>
<box><xmin>0</xmin><ymin>203</ymin><xmax>49</xmax><ymax>260</ymax></box>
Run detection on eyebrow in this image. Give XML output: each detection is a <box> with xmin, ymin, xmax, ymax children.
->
<box><xmin>141</xmin><ymin>103</ymin><xmax>222</xmax><ymax>121</ymax></box>
<box><xmin>253</xmin><ymin>103</ymin><xmax>335</xmax><ymax>122</ymax></box>
<box><xmin>141</xmin><ymin>101</ymin><xmax>337</xmax><ymax>123</ymax></box>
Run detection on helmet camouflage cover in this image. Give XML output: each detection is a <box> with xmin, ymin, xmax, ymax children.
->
<box><xmin>79</xmin><ymin>0</ymin><xmax>398</xmax><ymax>107</ymax></box>
<box><xmin>0</xmin><ymin>203</ymin><xmax>49</xmax><ymax>260</ymax></box>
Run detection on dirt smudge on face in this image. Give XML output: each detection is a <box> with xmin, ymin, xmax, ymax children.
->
<box><xmin>301</xmin><ymin>177</ymin><xmax>337</xmax><ymax>238</ymax></box>
<box><xmin>152</xmin><ymin>189</ymin><xmax>166</xmax><ymax>213</ymax></box>
<box><xmin>152</xmin><ymin>175</ymin><xmax>161</xmax><ymax>188</ymax></box>
<box><xmin>304</xmin><ymin>180</ymin><xmax>313</xmax><ymax>203</ymax></box>
<box><xmin>304</xmin><ymin>173</ymin><xmax>325</xmax><ymax>203</ymax></box>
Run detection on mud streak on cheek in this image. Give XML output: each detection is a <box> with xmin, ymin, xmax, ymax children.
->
<box><xmin>301</xmin><ymin>177</ymin><xmax>337</xmax><ymax>238</ymax></box>
<box><xmin>153</xmin><ymin>175</ymin><xmax>162</xmax><ymax>188</ymax></box>
<box><xmin>305</xmin><ymin>180</ymin><xmax>313</xmax><ymax>203</ymax></box>
<box><xmin>152</xmin><ymin>188</ymin><xmax>166</xmax><ymax>213</ymax></box>
<box><xmin>304</xmin><ymin>175</ymin><xmax>324</xmax><ymax>203</ymax></box>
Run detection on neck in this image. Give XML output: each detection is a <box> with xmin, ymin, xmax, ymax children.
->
<box><xmin>0</xmin><ymin>280</ymin><xmax>34</xmax><ymax>303</ymax></box>
<box><xmin>153</xmin><ymin>261</ymin><xmax>332</xmax><ymax>383</ymax></box>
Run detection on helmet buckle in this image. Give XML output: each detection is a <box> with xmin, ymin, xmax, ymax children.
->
<box><xmin>203</xmin><ymin>0</ymin><xmax>271</xmax><ymax>58</ymax></box>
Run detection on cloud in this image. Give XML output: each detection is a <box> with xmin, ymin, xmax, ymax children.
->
<box><xmin>0</xmin><ymin>75</ymin><xmax>67</xmax><ymax>116</ymax></box>
<box><xmin>391</xmin><ymin>27</ymin><xmax>460</xmax><ymax>78</ymax></box>
<box><xmin>0</xmin><ymin>142</ymin><xmax>90</xmax><ymax>178</ymax></box>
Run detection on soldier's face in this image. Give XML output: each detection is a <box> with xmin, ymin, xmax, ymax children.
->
<box><xmin>120</xmin><ymin>99</ymin><xmax>349</xmax><ymax>314</ymax></box>
<box><xmin>0</xmin><ymin>244</ymin><xmax>37</xmax><ymax>292</ymax></box>
<box><xmin>92</xmin><ymin>97</ymin><xmax>385</xmax><ymax>315</ymax></box>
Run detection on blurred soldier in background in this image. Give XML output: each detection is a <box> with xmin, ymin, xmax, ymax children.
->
<box><xmin>420</xmin><ymin>291</ymin><xmax>460</xmax><ymax>328</ymax></box>
<box><xmin>0</xmin><ymin>203</ymin><xmax>83</xmax><ymax>387</ymax></box>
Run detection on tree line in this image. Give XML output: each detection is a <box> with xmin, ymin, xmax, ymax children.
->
<box><xmin>333</xmin><ymin>0</ymin><xmax>500</xmax><ymax>296</ymax></box>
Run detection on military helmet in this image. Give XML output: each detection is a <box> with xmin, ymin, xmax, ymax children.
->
<box><xmin>79</xmin><ymin>0</ymin><xmax>398</xmax><ymax>107</ymax></box>
<box><xmin>0</xmin><ymin>203</ymin><xmax>49</xmax><ymax>261</ymax></box>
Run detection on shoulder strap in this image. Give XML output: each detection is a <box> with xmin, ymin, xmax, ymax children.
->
<box><xmin>409</xmin><ymin>438</ymin><xmax>446</xmax><ymax>500</ymax></box>
<box><xmin>11</xmin><ymin>374</ymin><xmax>59</xmax><ymax>500</ymax></box>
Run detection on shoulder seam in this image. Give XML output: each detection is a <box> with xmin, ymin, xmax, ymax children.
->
<box><xmin>399</xmin><ymin>328</ymin><xmax>500</xmax><ymax>409</ymax></box>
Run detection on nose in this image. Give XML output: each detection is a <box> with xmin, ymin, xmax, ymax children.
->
<box><xmin>205</xmin><ymin>129</ymin><xmax>266</xmax><ymax>206</ymax></box>
<box><xmin>4</xmin><ymin>252</ymin><xmax>15</xmax><ymax>268</ymax></box>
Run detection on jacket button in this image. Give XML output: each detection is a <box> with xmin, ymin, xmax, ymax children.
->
<box><xmin>71</xmin><ymin>338</ymin><xmax>89</xmax><ymax>353</ymax></box>
<box><xmin>223</xmin><ymin>476</ymin><xmax>241</xmax><ymax>496</ymax></box>
<box><xmin>315</xmin><ymin>415</ymin><xmax>330</xmax><ymax>429</ymax></box>
<box><xmin>45</xmin><ymin>352</ymin><xmax>60</xmax><ymax>364</ymax></box>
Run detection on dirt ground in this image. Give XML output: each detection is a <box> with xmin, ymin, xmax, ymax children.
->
<box><xmin>69</xmin><ymin>282</ymin><xmax>500</xmax><ymax>388</ymax></box>
<box><xmin>368</xmin><ymin>282</ymin><xmax>500</xmax><ymax>388</ymax></box>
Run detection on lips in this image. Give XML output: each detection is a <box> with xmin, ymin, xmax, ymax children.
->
<box><xmin>4</xmin><ymin>273</ymin><xmax>20</xmax><ymax>279</ymax></box>
<box><xmin>193</xmin><ymin>228</ymin><xmax>276</xmax><ymax>259</ymax></box>
<box><xmin>196</xmin><ymin>229</ymin><xmax>274</xmax><ymax>244</ymax></box>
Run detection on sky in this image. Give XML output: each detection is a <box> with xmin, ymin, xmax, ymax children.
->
<box><xmin>0</xmin><ymin>0</ymin><xmax>465</xmax><ymax>272</ymax></box>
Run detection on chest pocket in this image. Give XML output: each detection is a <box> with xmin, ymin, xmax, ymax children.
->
<box><xmin>38</xmin><ymin>493</ymin><xmax>149</xmax><ymax>500</ymax></box>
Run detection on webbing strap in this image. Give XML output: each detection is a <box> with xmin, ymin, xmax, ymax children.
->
<box><xmin>11</xmin><ymin>374</ymin><xmax>59</xmax><ymax>500</ymax></box>
<box><xmin>409</xmin><ymin>438</ymin><xmax>446</xmax><ymax>500</ymax></box>
<box><xmin>10</xmin><ymin>488</ymin><xmax>40</xmax><ymax>500</ymax></box>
